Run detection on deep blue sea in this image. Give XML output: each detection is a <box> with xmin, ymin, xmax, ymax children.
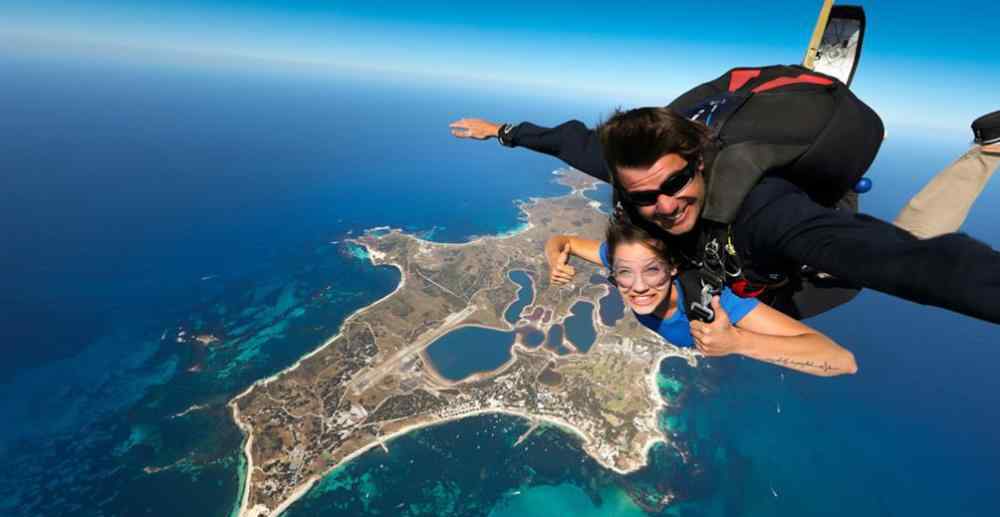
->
<box><xmin>1</xmin><ymin>49</ymin><xmax>998</xmax><ymax>517</ymax></box>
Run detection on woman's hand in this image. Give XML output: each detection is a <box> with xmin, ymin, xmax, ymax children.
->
<box><xmin>690</xmin><ymin>296</ymin><xmax>744</xmax><ymax>356</ymax></box>
<box><xmin>449</xmin><ymin>118</ymin><xmax>502</xmax><ymax>140</ymax></box>
<box><xmin>546</xmin><ymin>241</ymin><xmax>576</xmax><ymax>285</ymax></box>
<box><xmin>692</xmin><ymin>296</ymin><xmax>858</xmax><ymax>376</ymax></box>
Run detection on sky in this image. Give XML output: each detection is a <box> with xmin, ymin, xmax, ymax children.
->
<box><xmin>2</xmin><ymin>0</ymin><xmax>998</xmax><ymax>131</ymax></box>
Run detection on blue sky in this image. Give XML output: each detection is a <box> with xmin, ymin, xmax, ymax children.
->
<box><xmin>2</xmin><ymin>0</ymin><xmax>998</xmax><ymax>131</ymax></box>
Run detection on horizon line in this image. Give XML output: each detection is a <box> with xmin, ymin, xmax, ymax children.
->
<box><xmin>0</xmin><ymin>27</ymin><xmax>980</xmax><ymax>135</ymax></box>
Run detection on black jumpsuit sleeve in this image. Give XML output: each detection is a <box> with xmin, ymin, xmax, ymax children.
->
<box><xmin>741</xmin><ymin>178</ymin><xmax>1000</xmax><ymax>324</ymax></box>
<box><xmin>503</xmin><ymin>69</ymin><xmax>730</xmax><ymax>184</ymax></box>
<box><xmin>507</xmin><ymin>120</ymin><xmax>610</xmax><ymax>182</ymax></box>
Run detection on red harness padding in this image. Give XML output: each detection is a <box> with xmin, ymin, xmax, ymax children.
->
<box><xmin>731</xmin><ymin>279</ymin><xmax>768</xmax><ymax>298</ymax></box>
<box><xmin>727</xmin><ymin>68</ymin><xmax>834</xmax><ymax>94</ymax></box>
<box><xmin>751</xmin><ymin>74</ymin><xmax>834</xmax><ymax>93</ymax></box>
<box><xmin>728</xmin><ymin>69</ymin><xmax>761</xmax><ymax>92</ymax></box>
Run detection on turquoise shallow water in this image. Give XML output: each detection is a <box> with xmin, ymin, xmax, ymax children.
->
<box><xmin>0</xmin><ymin>54</ymin><xmax>575</xmax><ymax>515</ymax></box>
<box><xmin>282</xmin><ymin>129</ymin><xmax>1000</xmax><ymax>517</ymax></box>
<box><xmin>3</xmin><ymin>49</ymin><xmax>1000</xmax><ymax>517</ymax></box>
<box><xmin>489</xmin><ymin>484</ymin><xmax>647</xmax><ymax>517</ymax></box>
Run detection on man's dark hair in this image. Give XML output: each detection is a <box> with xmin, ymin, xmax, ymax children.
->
<box><xmin>604</xmin><ymin>216</ymin><xmax>674</xmax><ymax>268</ymax></box>
<box><xmin>598</xmin><ymin>107</ymin><xmax>710</xmax><ymax>182</ymax></box>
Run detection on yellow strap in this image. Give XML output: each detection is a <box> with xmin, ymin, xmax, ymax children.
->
<box><xmin>803</xmin><ymin>0</ymin><xmax>835</xmax><ymax>69</ymax></box>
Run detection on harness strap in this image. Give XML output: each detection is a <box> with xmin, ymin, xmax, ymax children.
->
<box><xmin>678</xmin><ymin>224</ymin><xmax>733</xmax><ymax>322</ymax></box>
<box><xmin>679</xmin><ymin>66</ymin><xmax>851</xmax><ymax>318</ymax></box>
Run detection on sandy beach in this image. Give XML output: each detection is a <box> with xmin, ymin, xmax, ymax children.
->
<box><xmin>226</xmin><ymin>170</ymin><xmax>674</xmax><ymax>516</ymax></box>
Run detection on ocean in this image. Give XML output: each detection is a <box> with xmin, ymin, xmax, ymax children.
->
<box><xmin>1</xmin><ymin>50</ymin><xmax>998</xmax><ymax>516</ymax></box>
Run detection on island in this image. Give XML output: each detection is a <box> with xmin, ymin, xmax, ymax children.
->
<box><xmin>229</xmin><ymin>170</ymin><xmax>697</xmax><ymax>517</ymax></box>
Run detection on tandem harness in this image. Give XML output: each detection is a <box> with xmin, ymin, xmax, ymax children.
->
<box><xmin>676</xmin><ymin>222</ymin><xmax>788</xmax><ymax>322</ymax></box>
<box><xmin>673</xmin><ymin>65</ymin><xmax>884</xmax><ymax>322</ymax></box>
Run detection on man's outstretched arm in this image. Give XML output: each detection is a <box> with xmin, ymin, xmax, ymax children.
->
<box><xmin>450</xmin><ymin>118</ymin><xmax>609</xmax><ymax>182</ymax></box>
<box><xmin>743</xmin><ymin>177</ymin><xmax>1000</xmax><ymax>324</ymax></box>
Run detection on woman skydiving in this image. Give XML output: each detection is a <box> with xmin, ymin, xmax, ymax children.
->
<box><xmin>545</xmin><ymin>216</ymin><xmax>858</xmax><ymax>377</ymax></box>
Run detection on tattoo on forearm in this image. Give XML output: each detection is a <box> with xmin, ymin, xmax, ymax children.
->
<box><xmin>766</xmin><ymin>357</ymin><xmax>840</xmax><ymax>373</ymax></box>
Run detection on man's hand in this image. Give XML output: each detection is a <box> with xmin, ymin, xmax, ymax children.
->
<box><xmin>449</xmin><ymin>118</ymin><xmax>502</xmax><ymax>140</ymax></box>
<box><xmin>547</xmin><ymin>243</ymin><xmax>576</xmax><ymax>285</ymax></box>
<box><xmin>690</xmin><ymin>296</ymin><xmax>744</xmax><ymax>356</ymax></box>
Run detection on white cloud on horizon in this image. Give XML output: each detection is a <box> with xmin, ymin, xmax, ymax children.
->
<box><xmin>0</xmin><ymin>22</ymin><xmax>991</xmax><ymax>134</ymax></box>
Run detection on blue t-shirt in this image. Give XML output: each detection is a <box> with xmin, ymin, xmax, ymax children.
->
<box><xmin>599</xmin><ymin>242</ymin><xmax>759</xmax><ymax>347</ymax></box>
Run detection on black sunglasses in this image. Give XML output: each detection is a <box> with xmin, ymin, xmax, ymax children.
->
<box><xmin>619</xmin><ymin>158</ymin><xmax>700</xmax><ymax>207</ymax></box>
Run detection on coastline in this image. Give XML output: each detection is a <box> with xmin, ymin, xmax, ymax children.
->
<box><xmin>256</xmin><ymin>402</ymin><xmax>665</xmax><ymax>517</ymax></box>
<box><xmin>227</xmin><ymin>169</ymin><xmax>641</xmax><ymax>517</ymax></box>
<box><xmin>227</xmin><ymin>238</ymin><xmax>407</xmax><ymax>517</ymax></box>
<box><xmin>229</xmin><ymin>398</ymin><xmax>255</xmax><ymax>516</ymax></box>
<box><xmin>244</xmin><ymin>342</ymin><xmax>687</xmax><ymax>517</ymax></box>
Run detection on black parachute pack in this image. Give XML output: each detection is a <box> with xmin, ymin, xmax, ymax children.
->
<box><xmin>663</xmin><ymin>65</ymin><xmax>885</xmax><ymax>321</ymax></box>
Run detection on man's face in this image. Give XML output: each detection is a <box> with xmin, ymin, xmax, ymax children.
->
<box><xmin>617</xmin><ymin>153</ymin><xmax>705</xmax><ymax>236</ymax></box>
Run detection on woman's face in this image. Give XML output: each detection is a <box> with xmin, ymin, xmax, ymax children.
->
<box><xmin>611</xmin><ymin>241</ymin><xmax>675</xmax><ymax>315</ymax></box>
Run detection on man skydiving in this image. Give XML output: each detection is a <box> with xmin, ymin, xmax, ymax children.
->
<box><xmin>451</xmin><ymin>65</ymin><xmax>1000</xmax><ymax>324</ymax></box>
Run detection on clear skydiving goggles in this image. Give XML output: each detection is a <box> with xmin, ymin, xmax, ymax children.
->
<box><xmin>607</xmin><ymin>260</ymin><xmax>672</xmax><ymax>290</ymax></box>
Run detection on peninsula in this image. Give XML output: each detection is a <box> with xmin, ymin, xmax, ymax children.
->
<box><xmin>229</xmin><ymin>170</ymin><xmax>696</xmax><ymax>516</ymax></box>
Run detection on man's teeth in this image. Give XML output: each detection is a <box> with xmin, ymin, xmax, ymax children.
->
<box><xmin>660</xmin><ymin>208</ymin><xmax>684</xmax><ymax>222</ymax></box>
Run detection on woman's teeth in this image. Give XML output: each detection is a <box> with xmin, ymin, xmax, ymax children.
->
<box><xmin>631</xmin><ymin>294</ymin><xmax>657</xmax><ymax>305</ymax></box>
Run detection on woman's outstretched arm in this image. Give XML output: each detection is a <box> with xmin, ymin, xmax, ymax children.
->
<box><xmin>691</xmin><ymin>296</ymin><xmax>858</xmax><ymax>377</ymax></box>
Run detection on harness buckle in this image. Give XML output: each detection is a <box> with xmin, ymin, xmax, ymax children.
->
<box><xmin>689</xmin><ymin>302</ymin><xmax>715</xmax><ymax>323</ymax></box>
<box><xmin>703</xmin><ymin>239</ymin><xmax>726</xmax><ymax>274</ymax></box>
<box><xmin>705</xmin><ymin>238</ymin><xmax>721</xmax><ymax>259</ymax></box>
<box><xmin>691</xmin><ymin>281</ymin><xmax>721</xmax><ymax>323</ymax></box>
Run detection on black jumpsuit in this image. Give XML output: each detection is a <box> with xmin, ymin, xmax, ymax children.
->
<box><xmin>504</xmin><ymin>118</ymin><xmax>1000</xmax><ymax>324</ymax></box>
